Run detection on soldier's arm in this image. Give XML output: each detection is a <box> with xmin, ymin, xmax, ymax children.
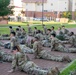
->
<box><xmin>51</xmin><ymin>40</ymin><xmax>55</xmax><ymax>50</ymax></box>
<box><xmin>11</xmin><ymin>55</ymin><xmax>17</xmax><ymax>70</ymax></box>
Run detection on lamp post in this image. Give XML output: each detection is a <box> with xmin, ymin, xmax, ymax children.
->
<box><xmin>42</xmin><ymin>0</ymin><xmax>44</xmax><ymax>25</ymax></box>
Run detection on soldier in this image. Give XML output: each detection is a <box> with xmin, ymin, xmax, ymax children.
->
<box><xmin>26</xmin><ymin>34</ymin><xmax>34</xmax><ymax>48</ymax></box>
<box><xmin>16</xmin><ymin>28</ymin><xmax>22</xmax><ymax>38</ymax></box>
<box><xmin>35</xmin><ymin>30</ymin><xmax>43</xmax><ymax>41</ymax></box>
<box><xmin>27</xmin><ymin>24</ymin><xmax>32</xmax><ymax>35</ymax></box>
<box><xmin>62</xmin><ymin>25</ymin><xmax>69</xmax><ymax>39</ymax></box>
<box><xmin>43</xmin><ymin>24</ymin><xmax>47</xmax><ymax>35</ymax></box>
<box><xmin>51</xmin><ymin>26</ymin><xmax>56</xmax><ymax>35</ymax></box>
<box><xmin>8</xmin><ymin>46</ymin><xmax>60</xmax><ymax>75</ymax></box>
<box><xmin>56</xmin><ymin>27</ymin><xmax>65</xmax><ymax>41</ymax></box>
<box><xmin>9</xmin><ymin>26</ymin><xmax>14</xmax><ymax>33</ymax></box>
<box><xmin>62</xmin><ymin>25</ymin><xmax>69</xmax><ymax>35</ymax></box>
<box><xmin>33</xmin><ymin>27</ymin><xmax>38</xmax><ymax>36</ymax></box>
<box><xmin>42</xmin><ymin>29</ymin><xmax>51</xmax><ymax>47</ymax></box>
<box><xmin>0</xmin><ymin>50</ymin><xmax>13</xmax><ymax>62</ymax></box>
<box><xmin>50</xmin><ymin>33</ymin><xmax>76</xmax><ymax>53</ymax></box>
<box><xmin>33</xmin><ymin>36</ymin><xmax>71</xmax><ymax>62</ymax></box>
<box><xmin>68</xmin><ymin>32</ymin><xmax>76</xmax><ymax>47</ymax></box>
<box><xmin>0</xmin><ymin>34</ymin><xmax>10</xmax><ymax>40</ymax></box>
<box><xmin>18</xmin><ymin>26</ymin><xmax>22</xmax><ymax>31</ymax></box>
<box><xmin>20</xmin><ymin>45</ymin><xmax>35</xmax><ymax>54</ymax></box>
<box><xmin>10</xmin><ymin>32</ymin><xmax>19</xmax><ymax>51</ymax></box>
<box><xmin>21</xmin><ymin>28</ymin><xmax>27</xmax><ymax>37</ymax></box>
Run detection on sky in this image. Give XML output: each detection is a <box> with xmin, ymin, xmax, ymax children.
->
<box><xmin>14</xmin><ymin>0</ymin><xmax>22</xmax><ymax>7</ymax></box>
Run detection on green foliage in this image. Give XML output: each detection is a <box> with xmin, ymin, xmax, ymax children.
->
<box><xmin>60</xmin><ymin>59</ymin><xmax>76</xmax><ymax>75</ymax></box>
<box><xmin>0</xmin><ymin>0</ymin><xmax>14</xmax><ymax>17</ymax></box>
<box><xmin>62</xmin><ymin>12</ymin><xmax>72</xmax><ymax>19</ymax></box>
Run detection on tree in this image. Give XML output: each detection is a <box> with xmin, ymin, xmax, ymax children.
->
<box><xmin>0</xmin><ymin>0</ymin><xmax>14</xmax><ymax>20</ymax></box>
<box><xmin>61</xmin><ymin>11</ymin><xmax>72</xmax><ymax>19</ymax></box>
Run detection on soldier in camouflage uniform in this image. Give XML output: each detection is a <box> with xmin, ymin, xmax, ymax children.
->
<box><xmin>0</xmin><ymin>50</ymin><xmax>13</xmax><ymax>62</ymax></box>
<box><xmin>42</xmin><ymin>29</ymin><xmax>51</xmax><ymax>47</ymax></box>
<box><xmin>21</xmin><ymin>28</ymin><xmax>27</xmax><ymax>38</ymax></box>
<box><xmin>62</xmin><ymin>25</ymin><xmax>69</xmax><ymax>35</ymax></box>
<box><xmin>10</xmin><ymin>32</ymin><xmax>19</xmax><ymax>51</ymax></box>
<box><xmin>9</xmin><ymin>26</ymin><xmax>14</xmax><ymax>33</ymax></box>
<box><xmin>62</xmin><ymin>25</ymin><xmax>69</xmax><ymax>39</ymax></box>
<box><xmin>50</xmin><ymin>33</ymin><xmax>76</xmax><ymax>53</ymax></box>
<box><xmin>43</xmin><ymin>24</ymin><xmax>47</xmax><ymax>35</ymax></box>
<box><xmin>33</xmin><ymin>27</ymin><xmax>38</xmax><ymax>37</ymax></box>
<box><xmin>35</xmin><ymin>30</ymin><xmax>44</xmax><ymax>41</ymax></box>
<box><xmin>16</xmin><ymin>28</ymin><xmax>22</xmax><ymax>38</ymax></box>
<box><xmin>8</xmin><ymin>46</ymin><xmax>60</xmax><ymax>75</ymax></box>
<box><xmin>27</xmin><ymin>24</ymin><xmax>32</xmax><ymax>35</ymax></box>
<box><xmin>68</xmin><ymin>32</ymin><xmax>76</xmax><ymax>47</ymax></box>
<box><xmin>0</xmin><ymin>34</ymin><xmax>10</xmax><ymax>40</ymax></box>
<box><xmin>20</xmin><ymin>45</ymin><xmax>35</xmax><ymax>54</ymax></box>
<box><xmin>33</xmin><ymin>36</ymin><xmax>71</xmax><ymax>62</ymax></box>
<box><xmin>56</xmin><ymin>27</ymin><xmax>65</xmax><ymax>41</ymax></box>
<box><xmin>18</xmin><ymin>26</ymin><xmax>22</xmax><ymax>31</ymax></box>
<box><xmin>51</xmin><ymin>26</ymin><xmax>56</xmax><ymax>35</ymax></box>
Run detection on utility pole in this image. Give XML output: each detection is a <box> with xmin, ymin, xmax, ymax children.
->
<box><xmin>42</xmin><ymin>0</ymin><xmax>44</xmax><ymax>25</ymax></box>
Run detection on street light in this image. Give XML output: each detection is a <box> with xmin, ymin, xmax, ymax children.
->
<box><xmin>42</xmin><ymin>0</ymin><xmax>44</xmax><ymax>25</ymax></box>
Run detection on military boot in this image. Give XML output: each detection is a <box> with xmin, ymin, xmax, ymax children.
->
<box><xmin>47</xmin><ymin>70</ymin><xmax>53</xmax><ymax>75</ymax></box>
<box><xmin>51</xmin><ymin>67</ymin><xmax>60</xmax><ymax>75</ymax></box>
<box><xmin>63</xmin><ymin>56</ymin><xmax>71</xmax><ymax>62</ymax></box>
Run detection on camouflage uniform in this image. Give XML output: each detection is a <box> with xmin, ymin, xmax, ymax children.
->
<box><xmin>51</xmin><ymin>30</ymin><xmax>56</xmax><ymax>35</ymax></box>
<box><xmin>0</xmin><ymin>50</ymin><xmax>13</xmax><ymax>62</ymax></box>
<box><xmin>10</xmin><ymin>50</ymin><xmax>60</xmax><ymax>75</ymax></box>
<box><xmin>35</xmin><ymin>33</ymin><xmax>44</xmax><ymax>41</ymax></box>
<box><xmin>43</xmin><ymin>26</ymin><xmax>47</xmax><ymax>35</ymax></box>
<box><xmin>33</xmin><ymin>30</ymin><xmax>38</xmax><ymax>37</ymax></box>
<box><xmin>16</xmin><ymin>31</ymin><xmax>22</xmax><ymax>38</ymax></box>
<box><xmin>42</xmin><ymin>32</ymin><xmax>51</xmax><ymax>47</ymax></box>
<box><xmin>0</xmin><ymin>41</ymin><xmax>4</xmax><ymax>47</ymax></box>
<box><xmin>20</xmin><ymin>45</ymin><xmax>34</xmax><ymax>54</ymax></box>
<box><xmin>10</xmin><ymin>29</ymin><xmax>14</xmax><ymax>33</ymax></box>
<box><xmin>0</xmin><ymin>36</ymin><xmax>10</xmax><ymax>40</ymax></box>
<box><xmin>62</xmin><ymin>28</ymin><xmax>69</xmax><ymax>39</ymax></box>
<box><xmin>28</xmin><ymin>26</ymin><xmax>32</xmax><ymax>35</ymax></box>
<box><xmin>33</xmin><ymin>40</ymin><xmax>71</xmax><ymax>62</ymax></box>
<box><xmin>56</xmin><ymin>30</ymin><xmax>65</xmax><ymax>41</ymax></box>
<box><xmin>10</xmin><ymin>36</ymin><xmax>19</xmax><ymax>50</ymax></box>
<box><xmin>51</xmin><ymin>37</ymin><xmax>76</xmax><ymax>53</ymax></box>
<box><xmin>69</xmin><ymin>35</ymin><xmax>76</xmax><ymax>47</ymax></box>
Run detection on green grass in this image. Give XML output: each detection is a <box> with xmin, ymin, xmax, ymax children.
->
<box><xmin>0</xmin><ymin>22</ymin><xmax>76</xmax><ymax>34</ymax></box>
<box><xmin>60</xmin><ymin>59</ymin><xmax>76</xmax><ymax>75</ymax></box>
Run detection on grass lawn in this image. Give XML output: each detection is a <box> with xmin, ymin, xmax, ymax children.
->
<box><xmin>60</xmin><ymin>59</ymin><xmax>76</xmax><ymax>75</ymax></box>
<box><xmin>0</xmin><ymin>22</ymin><xmax>76</xmax><ymax>34</ymax></box>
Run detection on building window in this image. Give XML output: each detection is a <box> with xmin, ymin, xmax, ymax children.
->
<box><xmin>65</xmin><ymin>8</ymin><xmax>66</xmax><ymax>10</ymax></box>
<box><xmin>75</xmin><ymin>3</ymin><xmax>76</xmax><ymax>5</ymax></box>
<box><xmin>44</xmin><ymin>10</ymin><xmax>48</xmax><ymax>12</ymax></box>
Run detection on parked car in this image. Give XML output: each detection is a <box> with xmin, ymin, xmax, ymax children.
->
<box><xmin>33</xmin><ymin>18</ymin><xmax>49</xmax><ymax>21</ymax></box>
